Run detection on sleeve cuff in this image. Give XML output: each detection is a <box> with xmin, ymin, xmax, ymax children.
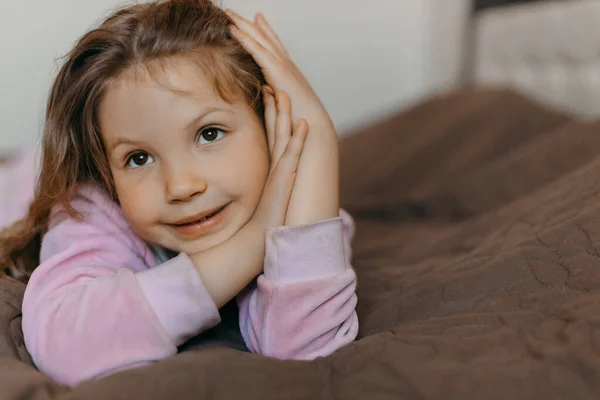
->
<box><xmin>264</xmin><ymin>216</ymin><xmax>348</xmax><ymax>285</ymax></box>
<box><xmin>136</xmin><ymin>253</ymin><xmax>221</xmax><ymax>346</ymax></box>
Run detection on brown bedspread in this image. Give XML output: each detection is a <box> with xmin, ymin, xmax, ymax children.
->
<box><xmin>2</xmin><ymin>87</ymin><xmax>600</xmax><ymax>399</ymax></box>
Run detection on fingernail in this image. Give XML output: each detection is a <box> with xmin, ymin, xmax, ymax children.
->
<box><xmin>225</xmin><ymin>8</ymin><xmax>233</xmax><ymax>16</ymax></box>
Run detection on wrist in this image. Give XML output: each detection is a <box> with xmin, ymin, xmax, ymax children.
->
<box><xmin>284</xmin><ymin>130</ymin><xmax>339</xmax><ymax>226</ymax></box>
<box><xmin>187</xmin><ymin>220</ymin><xmax>266</xmax><ymax>308</ymax></box>
<box><xmin>190</xmin><ymin>217</ymin><xmax>266</xmax><ymax>269</ymax></box>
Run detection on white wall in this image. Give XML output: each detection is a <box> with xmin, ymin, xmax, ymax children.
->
<box><xmin>225</xmin><ymin>0</ymin><xmax>432</xmax><ymax>135</ymax></box>
<box><xmin>0</xmin><ymin>0</ymin><xmax>128</xmax><ymax>153</ymax></box>
<box><xmin>427</xmin><ymin>0</ymin><xmax>472</xmax><ymax>92</ymax></box>
<box><xmin>0</xmin><ymin>0</ymin><xmax>469</xmax><ymax>152</ymax></box>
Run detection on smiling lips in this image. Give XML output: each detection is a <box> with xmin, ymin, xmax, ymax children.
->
<box><xmin>169</xmin><ymin>203</ymin><xmax>231</xmax><ymax>237</ymax></box>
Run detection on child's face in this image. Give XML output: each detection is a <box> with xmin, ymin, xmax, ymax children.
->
<box><xmin>98</xmin><ymin>57</ymin><xmax>269</xmax><ymax>255</ymax></box>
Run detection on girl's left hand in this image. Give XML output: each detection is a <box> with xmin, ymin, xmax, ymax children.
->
<box><xmin>227</xmin><ymin>9</ymin><xmax>340</xmax><ymax>225</ymax></box>
<box><xmin>226</xmin><ymin>9</ymin><xmax>333</xmax><ymax>130</ymax></box>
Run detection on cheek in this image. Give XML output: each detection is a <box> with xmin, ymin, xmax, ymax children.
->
<box><xmin>112</xmin><ymin>173</ymin><xmax>157</xmax><ymax>227</ymax></box>
<box><xmin>247</xmin><ymin>135</ymin><xmax>269</xmax><ymax>187</ymax></box>
<box><xmin>225</xmin><ymin>135</ymin><xmax>269</xmax><ymax>201</ymax></box>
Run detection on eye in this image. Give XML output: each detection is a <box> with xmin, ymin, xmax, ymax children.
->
<box><xmin>125</xmin><ymin>152</ymin><xmax>154</xmax><ymax>169</ymax></box>
<box><xmin>197</xmin><ymin>127</ymin><xmax>226</xmax><ymax>145</ymax></box>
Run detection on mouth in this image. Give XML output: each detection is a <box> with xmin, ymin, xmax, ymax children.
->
<box><xmin>171</xmin><ymin>203</ymin><xmax>230</xmax><ymax>227</ymax></box>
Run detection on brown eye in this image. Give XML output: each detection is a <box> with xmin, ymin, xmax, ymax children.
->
<box><xmin>126</xmin><ymin>152</ymin><xmax>153</xmax><ymax>168</ymax></box>
<box><xmin>198</xmin><ymin>127</ymin><xmax>226</xmax><ymax>144</ymax></box>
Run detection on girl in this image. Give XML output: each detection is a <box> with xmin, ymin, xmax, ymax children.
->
<box><xmin>0</xmin><ymin>0</ymin><xmax>358</xmax><ymax>387</ymax></box>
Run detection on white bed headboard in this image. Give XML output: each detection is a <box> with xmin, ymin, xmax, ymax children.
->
<box><xmin>471</xmin><ymin>0</ymin><xmax>600</xmax><ymax>118</ymax></box>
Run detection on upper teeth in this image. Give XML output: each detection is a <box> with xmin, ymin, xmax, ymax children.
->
<box><xmin>193</xmin><ymin>209</ymin><xmax>220</xmax><ymax>224</ymax></box>
<box><xmin>177</xmin><ymin>207</ymin><xmax>223</xmax><ymax>226</ymax></box>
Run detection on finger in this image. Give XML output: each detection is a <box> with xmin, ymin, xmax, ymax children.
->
<box><xmin>255</xmin><ymin>13</ymin><xmax>289</xmax><ymax>56</ymax></box>
<box><xmin>281</xmin><ymin>118</ymin><xmax>308</xmax><ymax>171</ymax></box>
<box><xmin>271</xmin><ymin>91</ymin><xmax>292</xmax><ymax>170</ymax></box>
<box><xmin>262</xmin><ymin>85</ymin><xmax>276</xmax><ymax>155</ymax></box>
<box><xmin>229</xmin><ymin>25</ymin><xmax>279</xmax><ymax>74</ymax></box>
<box><xmin>272</xmin><ymin>118</ymin><xmax>308</xmax><ymax>177</ymax></box>
<box><xmin>290</xmin><ymin>119</ymin><xmax>308</xmax><ymax>153</ymax></box>
<box><xmin>226</xmin><ymin>9</ymin><xmax>281</xmax><ymax>58</ymax></box>
<box><xmin>268</xmin><ymin>119</ymin><xmax>308</xmax><ymax>184</ymax></box>
<box><xmin>263</xmin><ymin>119</ymin><xmax>308</xmax><ymax>227</ymax></box>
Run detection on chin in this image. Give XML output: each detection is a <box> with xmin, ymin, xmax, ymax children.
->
<box><xmin>178</xmin><ymin>229</ymin><xmax>236</xmax><ymax>254</ymax></box>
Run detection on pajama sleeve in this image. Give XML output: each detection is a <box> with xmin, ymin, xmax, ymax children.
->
<box><xmin>237</xmin><ymin>209</ymin><xmax>358</xmax><ymax>359</ymax></box>
<box><xmin>22</xmin><ymin>185</ymin><xmax>220</xmax><ymax>387</ymax></box>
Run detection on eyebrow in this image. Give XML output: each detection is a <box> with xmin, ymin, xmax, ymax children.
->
<box><xmin>109</xmin><ymin>106</ymin><xmax>231</xmax><ymax>153</ymax></box>
<box><xmin>183</xmin><ymin>105</ymin><xmax>228</xmax><ymax>130</ymax></box>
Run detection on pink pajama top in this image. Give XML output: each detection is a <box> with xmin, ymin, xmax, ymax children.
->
<box><xmin>21</xmin><ymin>183</ymin><xmax>359</xmax><ymax>386</ymax></box>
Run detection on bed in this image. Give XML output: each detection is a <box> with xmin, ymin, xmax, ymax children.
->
<box><xmin>2</xmin><ymin>1</ymin><xmax>600</xmax><ymax>399</ymax></box>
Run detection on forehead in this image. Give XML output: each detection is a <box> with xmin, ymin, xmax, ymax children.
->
<box><xmin>98</xmin><ymin>57</ymin><xmax>249</xmax><ymax>140</ymax></box>
<box><xmin>109</xmin><ymin>56</ymin><xmax>227</xmax><ymax>107</ymax></box>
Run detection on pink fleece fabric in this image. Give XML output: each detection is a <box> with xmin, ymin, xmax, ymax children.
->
<box><xmin>18</xmin><ymin>182</ymin><xmax>358</xmax><ymax>386</ymax></box>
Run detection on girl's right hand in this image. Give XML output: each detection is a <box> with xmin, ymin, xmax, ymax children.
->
<box><xmin>188</xmin><ymin>88</ymin><xmax>307</xmax><ymax>308</ymax></box>
<box><xmin>253</xmin><ymin>87</ymin><xmax>308</xmax><ymax>229</ymax></box>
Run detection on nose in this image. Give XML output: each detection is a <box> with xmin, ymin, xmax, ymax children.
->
<box><xmin>164</xmin><ymin>158</ymin><xmax>207</xmax><ymax>203</ymax></box>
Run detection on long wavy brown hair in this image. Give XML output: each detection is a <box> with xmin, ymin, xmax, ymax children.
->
<box><xmin>0</xmin><ymin>0</ymin><xmax>265</xmax><ymax>282</ymax></box>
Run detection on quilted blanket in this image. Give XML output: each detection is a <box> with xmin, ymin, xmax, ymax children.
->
<box><xmin>1</xmin><ymin>88</ymin><xmax>600</xmax><ymax>399</ymax></box>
